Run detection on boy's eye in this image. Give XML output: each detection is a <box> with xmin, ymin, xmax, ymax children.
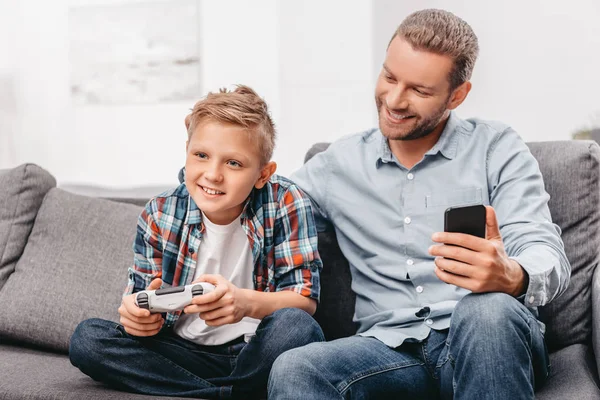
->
<box><xmin>227</xmin><ymin>160</ymin><xmax>242</xmax><ymax>168</ymax></box>
<box><xmin>195</xmin><ymin>152</ymin><xmax>207</xmax><ymax>159</ymax></box>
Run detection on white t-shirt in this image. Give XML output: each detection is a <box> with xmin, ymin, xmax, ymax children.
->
<box><xmin>173</xmin><ymin>213</ymin><xmax>260</xmax><ymax>345</ymax></box>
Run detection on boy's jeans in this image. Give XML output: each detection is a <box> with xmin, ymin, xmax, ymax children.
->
<box><xmin>269</xmin><ymin>293</ymin><xmax>550</xmax><ymax>399</ymax></box>
<box><xmin>69</xmin><ymin>307</ymin><xmax>324</xmax><ymax>399</ymax></box>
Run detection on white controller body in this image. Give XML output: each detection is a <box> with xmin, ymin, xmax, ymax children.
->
<box><xmin>135</xmin><ymin>282</ymin><xmax>215</xmax><ymax>313</ymax></box>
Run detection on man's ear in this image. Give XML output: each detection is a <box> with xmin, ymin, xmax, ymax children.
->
<box><xmin>447</xmin><ymin>81</ymin><xmax>472</xmax><ymax>110</ymax></box>
<box><xmin>255</xmin><ymin>161</ymin><xmax>277</xmax><ymax>189</ymax></box>
<box><xmin>185</xmin><ymin>114</ymin><xmax>191</xmax><ymax>130</ymax></box>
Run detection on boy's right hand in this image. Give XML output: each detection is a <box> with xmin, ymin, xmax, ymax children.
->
<box><xmin>118</xmin><ymin>278</ymin><xmax>165</xmax><ymax>337</ymax></box>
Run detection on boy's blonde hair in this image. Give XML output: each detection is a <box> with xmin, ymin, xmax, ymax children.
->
<box><xmin>392</xmin><ymin>9</ymin><xmax>479</xmax><ymax>90</ymax></box>
<box><xmin>186</xmin><ymin>85</ymin><xmax>276</xmax><ymax>166</ymax></box>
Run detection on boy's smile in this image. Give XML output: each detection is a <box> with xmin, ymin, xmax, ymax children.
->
<box><xmin>185</xmin><ymin>120</ymin><xmax>275</xmax><ymax>225</ymax></box>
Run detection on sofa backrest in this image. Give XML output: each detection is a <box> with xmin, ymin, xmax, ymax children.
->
<box><xmin>309</xmin><ymin>140</ymin><xmax>600</xmax><ymax>352</ymax></box>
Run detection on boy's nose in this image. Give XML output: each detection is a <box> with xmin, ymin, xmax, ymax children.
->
<box><xmin>204</xmin><ymin>166</ymin><xmax>223</xmax><ymax>182</ymax></box>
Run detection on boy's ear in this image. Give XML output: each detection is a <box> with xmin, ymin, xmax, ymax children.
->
<box><xmin>185</xmin><ymin>114</ymin><xmax>191</xmax><ymax>130</ymax></box>
<box><xmin>255</xmin><ymin>161</ymin><xmax>277</xmax><ymax>189</ymax></box>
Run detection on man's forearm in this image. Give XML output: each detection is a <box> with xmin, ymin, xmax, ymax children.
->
<box><xmin>243</xmin><ymin>289</ymin><xmax>317</xmax><ymax>319</ymax></box>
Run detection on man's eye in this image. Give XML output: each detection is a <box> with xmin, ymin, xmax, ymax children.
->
<box><xmin>414</xmin><ymin>88</ymin><xmax>429</xmax><ymax>96</ymax></box>
<box><xmin>195</xmin><ymin>152</ymin><xmax>207</xmax><ymax>159</ymax></box>
<box><xmin>227</xmin><ymin>160</ymin><xmax>241</xmax><ymax>168</ymax></box>
<box><xmin>384</xmin><ymin>74</ymin><xmax>395</xmax><ymax>82</ymax></box>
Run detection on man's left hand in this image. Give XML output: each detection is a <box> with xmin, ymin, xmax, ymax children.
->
<box><xmin>429</xmin><ymin>206</ymin><xmax>528</xmax><ymax>297</ymax></box>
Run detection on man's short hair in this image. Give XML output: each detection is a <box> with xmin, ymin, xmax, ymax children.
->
<box><xmin>187</xmin><ymin>85</ymin><xmax>276</xmax><ymax>166</ymax></box>
<box><xmin>392</xmin><ymin>9</ymin><xmax>479</xmax><ymax>89</ymax></box>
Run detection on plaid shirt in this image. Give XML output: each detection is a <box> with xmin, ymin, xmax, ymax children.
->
<box><xmin>124</xmin><ymin>169</ymin><xmax>322</xmax><ymax>327</ymax></box>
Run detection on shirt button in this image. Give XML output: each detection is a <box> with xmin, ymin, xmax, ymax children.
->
<box><xmin>416</xmin><ymin>285</ymin><xmax>423</xmax><ymax>293</ymax></box>
<box><xmin>528</xmin><ymin>296</ymin><xmax>535</xmax><ymax>304</ymax></box>
<box><xmin>407</xmin><ymin>173</ymin><xmax>414</xmax><ymax>180</ymax></box>
<box><xmin>425</xmin><ymin>319</ymin><xmax>433</xmax><ymax>325</ymax></box>
<box><xmin>406</xmin><ymin>259</ymin><xmax>414</xmax><ymax>266</ymax></box>
<box><xmin>404</xmin><ymin>216</ymin><xmax>411</xmax><ymax>224</ymax></box>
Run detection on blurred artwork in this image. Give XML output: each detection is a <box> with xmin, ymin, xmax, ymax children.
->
<box><xmin>69</xmin><ymin>0</ymin><xmax>201</xmax><ymax>105</ymax></box>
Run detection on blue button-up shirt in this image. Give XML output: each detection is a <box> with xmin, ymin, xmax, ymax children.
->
<box><xmin>291</xmin><ymin>112</ymin><xmax>570</xmax><ymax>348</ymax></box>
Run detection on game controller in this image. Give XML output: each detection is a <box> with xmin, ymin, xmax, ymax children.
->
<box><xmin>135</xmin><ymin>282</ymin><xmax>215</xmax><ymax>313</ymax></box>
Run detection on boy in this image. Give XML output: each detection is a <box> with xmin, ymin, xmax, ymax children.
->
<box><xmin>69</xmin><ymin>85</ymin><xmax>324</xmax><ymax>399</ymax></box>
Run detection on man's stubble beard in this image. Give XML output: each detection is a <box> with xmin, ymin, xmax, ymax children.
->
<box><xmin>376</xmin><ymin>96</ymin><xmax>450</xmax><ymax>142</ymax></box>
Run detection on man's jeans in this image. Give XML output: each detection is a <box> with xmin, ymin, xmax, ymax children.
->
<box><xmin>69</xmin><ymin>308</ymin><xmax>324</xmax><ymax>399</ymax></box>
<box><xmin>268</xmin><ymin>293</ymin><xmax>550</xmax><ymax>399</ymax></box>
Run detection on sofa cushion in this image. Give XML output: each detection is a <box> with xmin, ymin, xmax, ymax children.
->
<box><xmin>535</xmin><ymin>343</ymin><xmax>600</xmax><ymax>400</ymax></box>
<box><xmin>0</xmin><ymin>188</ymin><xmax>142</xmax><ymax>353</ymax></box>
<box><xmin>0</xmin><ymin>164</ymin><xmax>56</xmax><ymax>290</ymax></box>
<box><xmin>0</xmin><ymin>344</ymin><xmax>189</xmax><ymax>400</ymax></box>
<box><xmin>530</xmin><ymin>141</ymin><xmax>600</xmax><ymax>351</ymax></box>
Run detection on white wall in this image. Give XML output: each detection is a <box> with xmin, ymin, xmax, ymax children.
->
<box><xmin>372</xmin><ymin>0</ymin><xmax>600</xmax><ymax>141</ymax></box>
<box><xmin>1</xmin><ymin>0</ymin><xmax>599</xmax><ymax>186</ymax></box>
<box><xmin>276</xmin><ymin>0</ymin><xmax>375</xmax><ymax>176</ymax></box>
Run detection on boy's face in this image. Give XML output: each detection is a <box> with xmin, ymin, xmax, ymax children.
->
<box><xmin>185</xmin><ymin>120</ymin><xmax>275</xmax><ymax>225</ymax></box>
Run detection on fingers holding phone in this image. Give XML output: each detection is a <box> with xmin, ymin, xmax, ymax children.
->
<box><xmin>429</xmin><ymin>205</ymin><xmax>526</xmax><ymax>295</ymax></box>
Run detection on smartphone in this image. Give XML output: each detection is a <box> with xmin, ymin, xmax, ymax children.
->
<box><xmin>444</xmin><ymin>204</ymin><xmax>486</xmax><ymax>238</ymax></box>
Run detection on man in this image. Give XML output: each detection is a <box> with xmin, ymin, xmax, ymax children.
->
<box><xmin>268</xmin><ymin>8</ymin><xmax>569</xmax><ymax>399</ymax></box>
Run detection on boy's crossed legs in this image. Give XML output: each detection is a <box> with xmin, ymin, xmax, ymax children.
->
<box><xmin>70</xmin><ymin>307</ymin><xmax>324</xmax><ymax>399</ymax></box>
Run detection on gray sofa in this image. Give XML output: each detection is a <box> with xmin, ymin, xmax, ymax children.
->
<box><xmin>0</xmin><ymin>140</ymin><xmax>599</xmax><ymax>399</ymax></box>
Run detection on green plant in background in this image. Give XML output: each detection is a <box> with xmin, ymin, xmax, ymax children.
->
<box><xmin>571</xmin><ymin>111</ymin><xmax>600</xmax><ymax>141</ymax></box>
<box><xmin>572</xmin><ymin>128</ymin><xmax>593</xmax><ymax>140</ymax></box>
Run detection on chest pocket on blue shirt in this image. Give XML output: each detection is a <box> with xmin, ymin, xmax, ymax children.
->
<box><xmin>424</xmin><ymin>187</ymin><xmax>484</xmax><ymax>234</ymax></box>
<box><xmin>425</xmin><ymin>187</ymin><xmax>483</xmax><ymax>208</ymax></box>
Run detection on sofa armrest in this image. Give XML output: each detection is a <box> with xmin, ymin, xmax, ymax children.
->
<box><xmin>591</xmin><ymin>264</ymin><xmax>600</xmax><ymax>374</ymax></box>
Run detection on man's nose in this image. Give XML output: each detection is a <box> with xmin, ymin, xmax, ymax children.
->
<box><xmin>386</xmin><ymin>85</ymin><xmax>409</xmax><ymax>110</ymax></box>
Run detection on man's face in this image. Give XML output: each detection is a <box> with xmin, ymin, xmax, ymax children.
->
<box><xmin>375</xmin><ymin>36</ymin><xmax>455</xmax><ymax>141</ymax></box>
<box><xmin>185</xmin><ymin>120</ymin><xmax>264</xmax><ymax>225</ymax></box>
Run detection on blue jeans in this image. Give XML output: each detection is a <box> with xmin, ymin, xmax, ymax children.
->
<box><xmin>69</xmin><ymin>308</ymin><xmax>324</xmax><ymax>399</ymax></box>
<box><xmin>268</xmin><ymin>293</ymin><xmax>549</xmax><ymax>399</ymax></box>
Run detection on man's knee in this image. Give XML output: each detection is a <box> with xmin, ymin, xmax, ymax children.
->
<box><xmin>452</xmin><ymin>292</ymin><xmax>529</xmax><ymax>331</ymax></box>
<box><xmin>270</xmin><ymin>345</ymin><xmax>314</xmax><ymax>381</ymax></box>
<box><xmin>265</xmin><ymin>308</ymin><xmax>325</xmax><ymax>346</ymax></box>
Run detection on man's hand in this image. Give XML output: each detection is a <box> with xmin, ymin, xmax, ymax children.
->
<box><xmin>429</xmin><ymin>206</ymin><xmax>528</xmax><ymax>297</ymax></box>
<box><xmin>183</xmin><ymin>274</ymin><xmax>250</xmax><ymax>326</ymax></box>
<box><xmin>118</xmin><ymin>278</ymin><xmax>165</xmax><ymax>336</ymax></box>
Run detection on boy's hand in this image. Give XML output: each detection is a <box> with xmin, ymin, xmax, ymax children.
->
<box><xmin>118</xmin><ymin>278</ymin><xmax>165</xmax><ymax>337</ymax></box>
<box><xmin>183</xmin><ymin>274</ymin><xmax>250</xmax><ymax>326</ymax></box>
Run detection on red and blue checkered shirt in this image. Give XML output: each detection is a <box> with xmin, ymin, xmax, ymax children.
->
<box><xmin>124</xmin><ymin>170</ymin><xmax>322</xmax><ymax>327</ymax></box>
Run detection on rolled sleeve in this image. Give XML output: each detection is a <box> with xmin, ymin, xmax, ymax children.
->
<box><xmin>511</xmin><ymin>244</ymin><xmax>566</xmax><ymax>307</ymax></box>
<box><xmin>272</xmin><ymin>185</ymin><xmax>322</xmax><ymax>301</ymax></box>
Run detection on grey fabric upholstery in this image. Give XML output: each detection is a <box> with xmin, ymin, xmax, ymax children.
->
<box><xmin>535</xmin><ymin>344</ymin><xmax>600</xmax><ymax>399</ymax></box>
<box><xmin>0</xmin><ymin>164</ymin><xmax>56</xmax><ymax>290</ymax></box>
<box><xmin>0</xmin><ymin>344</ymin><xmax>189</xmax><ymax>400</ymax></box>
<box><xmin>0</xmin><ymin>188</ymin><xmax>142</xmax><ymax>352</ymax></box>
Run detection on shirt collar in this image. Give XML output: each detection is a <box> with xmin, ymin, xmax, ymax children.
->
<box><xmin>376</xmin><ymin>111</ymin><xmax>461</xmax><ymax>166</ymax></box>
<box><xmin>424</xmin><ymin>111</ymin><xmax>460</xmax><ymax>160</ymax></box>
